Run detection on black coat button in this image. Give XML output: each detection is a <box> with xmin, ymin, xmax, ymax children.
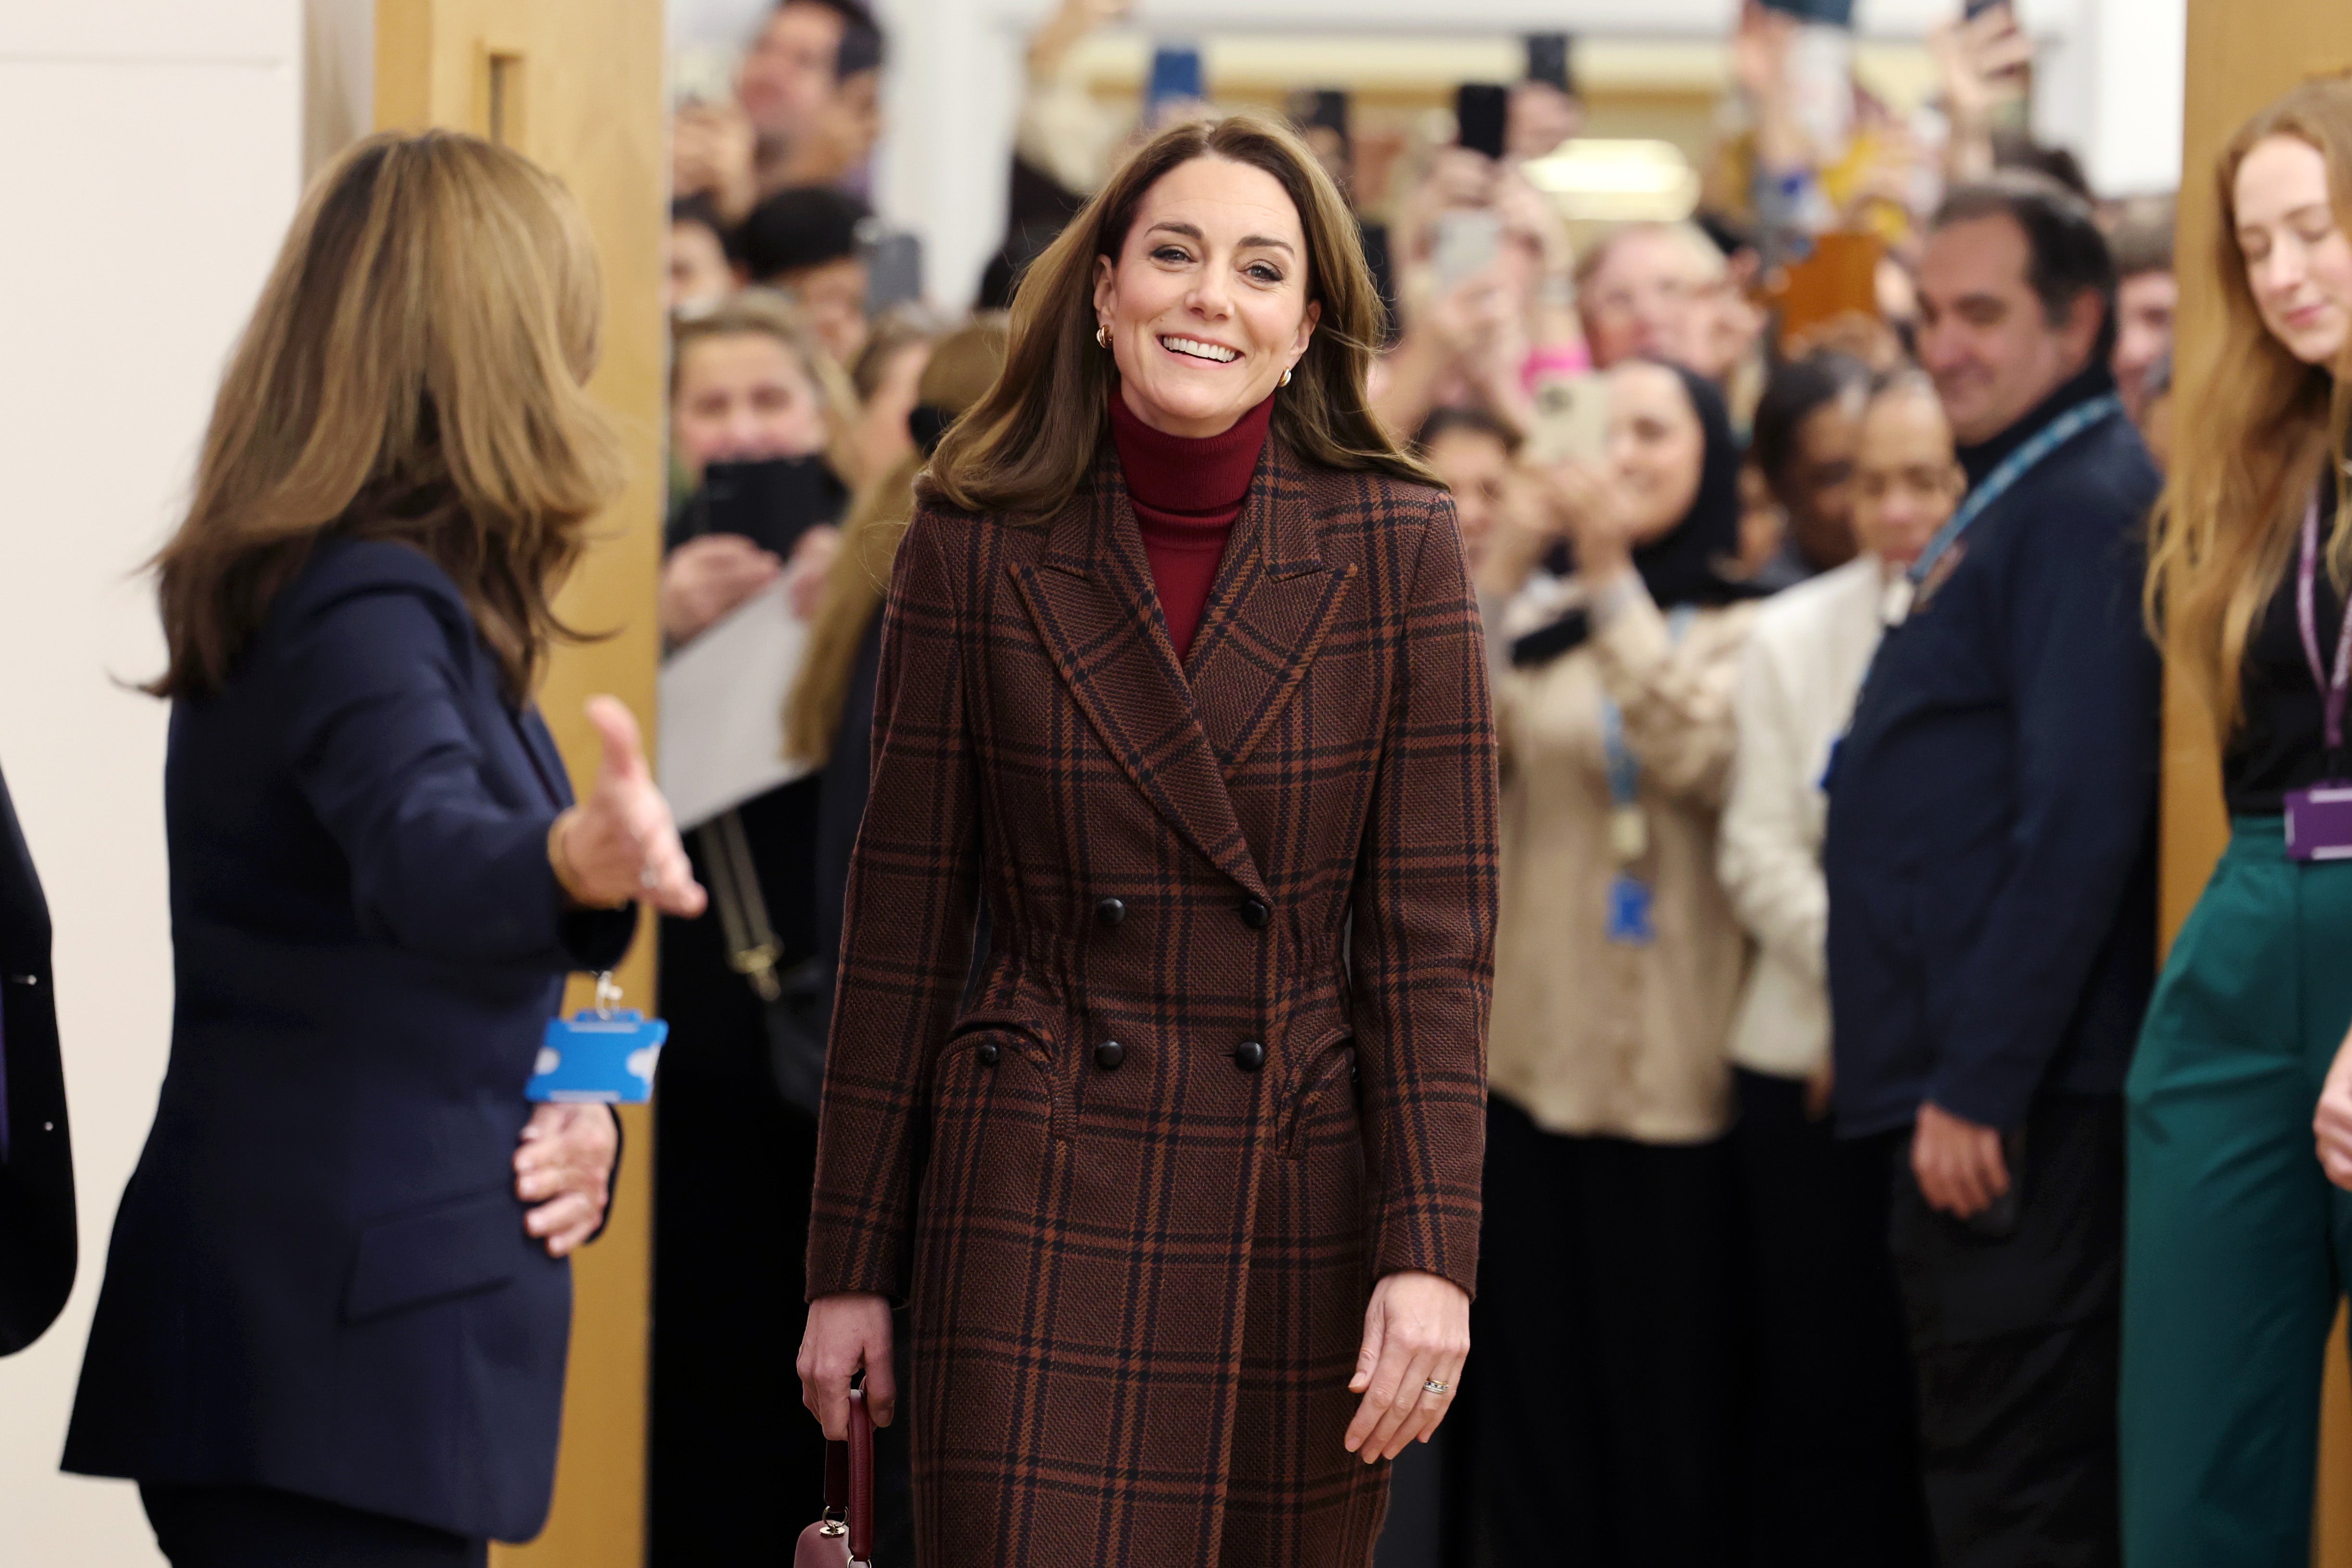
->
<box><xmin>976</xmin><ymin>1040</ymin><xmax>1000</xmax><ymax>1067</ymax></box>
<box><xmin>1239</xmin><ymin>899</ymin><xmax>1271</xmax><ymax>930</ymax></box>
<box><xmin>1095</xmin><ymin>897</ymin><xmax>1127</xmax><ymax>929</ymax></box>
<box><xmin>1095</xmin><ymin>1040</ymin><xmax>1126</xmax><ymax>1070</ymax></box>
<box><xmin>1233</xmin><ymin>1040</ymin><xmax>1266</xmax><ymax>1072</ymax></box>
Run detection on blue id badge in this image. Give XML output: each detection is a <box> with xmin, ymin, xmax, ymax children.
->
<box><xmin>1605</xmin><ymin>875</ymin><xmax>1656</xmax><ymax>946</ymax></box>
<box><xmin>527</xmin><ymin>976</ymin><xmax>667</xmax><ymax>1103</ymax></box>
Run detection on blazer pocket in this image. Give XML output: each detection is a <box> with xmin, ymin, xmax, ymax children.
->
<box><xmin>345</xmin><ymin>1185</ymin><xmax>521</xmax><ymax>1324</ymax></box>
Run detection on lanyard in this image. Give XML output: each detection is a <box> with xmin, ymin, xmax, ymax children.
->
<box><xmin>2296</xmin><ymin>488</ymin><xmax>2352</xmax><ymax>753</ymax></box>
<box><xmin>1906</xmin><ymin>393</ymin><xmax>2124</xmax><ymax>589</ymax></box>
<box><xmin>1601</xmin><ymin>606</ymin><xmax>1698</xmax><ymax>810</ymax></box>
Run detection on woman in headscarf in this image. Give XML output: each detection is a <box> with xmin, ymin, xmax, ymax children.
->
<box><xmin>1471</xmin><ymin>357</ymin><xmax>1762</xmax><ymax>1566</ymax></box>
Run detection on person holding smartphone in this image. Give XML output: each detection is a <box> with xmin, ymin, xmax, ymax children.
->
<box><xmin>2132</xmin><ymin>79</ymin><xmax>2352</xmax><ymax>1566</ymax></box>
<box><xmin>1475</xmin><ymin>358</ymin><xmax>1763</xmax><ymax>1565</ymax></box>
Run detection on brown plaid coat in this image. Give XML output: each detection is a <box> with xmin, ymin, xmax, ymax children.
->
<box><xmin>807</xmin><ymin>435</ymin><xmax>1498</xmax><ymax>1567</ymax></box>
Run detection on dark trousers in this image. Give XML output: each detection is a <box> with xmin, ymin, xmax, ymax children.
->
<box><xmin>1471</xmin><ymin>1094</ymin><xmax>1742</xmax><ymax>1566</ymax></box>
<box><xmin>1731</xmin><ymin>1068</ymin><xmax>1930</xmax><ymax>1568</ymax></box>
<box><xmin>1887</xmin><ymin>1090</ymin><xmax>2124</xmax><ymax>1568</ymax></box>
<box><xmin>141</xmin><ymin>1484</ymin><xmax>484</xmax><ymax>1568</ymax></box>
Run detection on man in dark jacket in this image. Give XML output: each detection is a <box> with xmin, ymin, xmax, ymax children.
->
<box><xmin>0</xmin><ymin>758</ymin><xmax>75</xmax><ymax>1356</ymax></box>
<box><xmin>1824</xmin><ymin>172</ymin><xmax>2161</xmax><ymax>1567</ymax></box>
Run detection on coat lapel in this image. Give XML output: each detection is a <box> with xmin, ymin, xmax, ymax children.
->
<box><xmin>1182</xmin><ymin>442</ymin><xmax>1356</xmax><ymax>775</ymax></box>
<box><xmin>1008</xmin><ymin>454</ymin><xmax>1270</xmax><ymax>900</ymax></box>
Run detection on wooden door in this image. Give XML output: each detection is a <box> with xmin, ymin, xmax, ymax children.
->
<box><xmin>2168</xmin><ymin>6</ymin><xmax>2352</xmax><ymax>1560</ymax></box>
<box><xmin>373</xmin><ymin>3</ymin><xmax>666</xmax><ymax>1564</ymax></box>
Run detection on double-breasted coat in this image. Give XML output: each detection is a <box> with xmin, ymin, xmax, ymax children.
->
<box><xmin>806</xmin><ymin>434</ymin><xmax>1499</xmax><ymax>1567</ymax></box>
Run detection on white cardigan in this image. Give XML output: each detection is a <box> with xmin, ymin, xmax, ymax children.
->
<box><xmin>1718</xmin><ymin>555</ymin><xmax>1896</xmax><ymax>1081</ymax></box>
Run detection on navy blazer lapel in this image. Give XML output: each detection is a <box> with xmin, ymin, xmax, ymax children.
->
<box><xmin>1183</xmin><ymin>441</ymin><xmax>1355</xmax><ymax>776</ymax></box>
<box><xmin>1007</xmin><ymin>457</ymin><xmax>1269</xmax><ymax>900</ymax></box>
<box><xmin>512</xmin><ymin>707</ymin><xmax>578</xmax><ymax>811</ymax></box>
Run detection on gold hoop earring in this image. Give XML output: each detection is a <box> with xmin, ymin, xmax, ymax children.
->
<box><xmin>1096</xmin><ymin>323</ymin><xmax>1110</xmax><ymax>349</ymax></box>
<box><xmin>1279</xmin><ymin>366</ymin><xmax>1294</xmax><ymax>388</ymax></box>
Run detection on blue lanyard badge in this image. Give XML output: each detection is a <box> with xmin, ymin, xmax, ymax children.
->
<box><xmin>528</xmin><ymin>973</ymin><xmax>667</xmax><ymax>1103</ymax></box>
<box><xmin>1905</xmin><ymin>393</ymin><xmax>2123</xmax><ymax>597</ymax></box>
<box><xmin>1600</xmin><ymin>606</ymin><xmax>1696</xmax><ymax>946</ymax></box>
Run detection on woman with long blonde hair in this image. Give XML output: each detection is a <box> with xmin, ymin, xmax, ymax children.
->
<box><xmin>2130</xmin><ymin>76</ymin><xmax>2352</xmax><ymax>1564</ymax></box>
<box><xmin>60</xmin><ymin>131</ymin><xmax>701</xmax><ymax>1567</ymax></box>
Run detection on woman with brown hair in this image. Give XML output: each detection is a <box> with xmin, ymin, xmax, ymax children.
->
<box><xmin>2131</xmin><ymin>76</ymin><xmax>2352</xmax><ymax>1563</ymax></box>
<box><xmin>795</xmin><ymin>111</ymin><xmax>1498</xmax><ymax>1563</ymax></box>
<box><xmin>59</xmin><ymin>131</ymin><xmax>703</xmax><ymax>1567</ymax></box>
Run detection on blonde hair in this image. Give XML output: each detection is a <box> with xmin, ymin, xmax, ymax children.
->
<box><xmin>924</xmin><ymin>112</ymin><xmax>1432</xmax><ymax>519</ymax></box>
<box><xmin>2148</xmin><ymin>77</ymin><xmax>2352</xmax><ymax>739</ymax></box>
<box><xmin>786</xmin><ymin>318</ymin><xmax>1008</xmax><ymax>766</ymax></box>
<box><xmin>150</xmin><ymin>130</ymin><xmax>622</xmax><ymax>700</ymax></box>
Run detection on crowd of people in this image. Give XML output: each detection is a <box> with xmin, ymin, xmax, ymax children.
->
<box><xmin>640</xmin><ymin>0</ymin><xmax>2228</xmax><ymax>1565</ymax></box>
<box><xmin>30</xmin><ymin>0</ymin><xmax>2352</xmax><ymax>1566</ymax></box>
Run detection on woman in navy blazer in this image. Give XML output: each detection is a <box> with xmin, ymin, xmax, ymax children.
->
<box><xmin>61</xmin><ymin>132</ymin><xmax>704</xmax><ymax>1568</ymax></box>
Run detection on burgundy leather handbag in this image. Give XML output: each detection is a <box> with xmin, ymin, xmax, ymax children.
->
<box><xmin>795</xmin><ymin>1386</ymin><xmax>876</xmax><ymax>1566</ymax></box>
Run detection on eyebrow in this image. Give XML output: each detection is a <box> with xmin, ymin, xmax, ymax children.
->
<box><xmin>2240</xmin><ymin>201</ymin><xmax>2335</xmax><ymax>232</ymax></box>
<box><xmin>1145</xmin><ymin>220</ymin><xmax>1296</xmax><ymax>256</ymax></box>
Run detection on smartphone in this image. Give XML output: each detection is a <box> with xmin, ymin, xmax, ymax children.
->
<box><xmin>1525</xmin><ymin>373</ymin><xmax>1610</xmax><ymax>467</ymax></box>
<box><xmin>679</xmin><ymin>457</ymin><xmax>840</xmax><ymax>559</ymax></box>
<box><xmin>1761</xmin><ymin>0</ymin><xmax>1855</xmax><ymax>21</ymax></box>
<box><xmin>1431</xmin><ymin>210</ymin><xmax>1502</xmax><ymax>288</ymax></box>
<box><xmin>1525</xmin><ymin>33</ymin><xmax>1573</xmax><ymax>97</ymax></box>
<box><xmin>1147</xmin><ymin>46</ymin><xmax>1204</xmax><ymax>114</ymax></box>
<box><xmin>1455</xmin><ymin>83</ymin><xmax>1509</xmax><ymax>161</ymax></box>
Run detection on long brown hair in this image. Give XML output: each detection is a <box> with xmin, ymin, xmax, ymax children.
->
<box><xmin>923</xmin><ymin>111</ymin><xmax>1432</xmax><ymax>518</ymax></box>
<box><xmin>787</xmin><ymin>318</ymin><xmax>1009</xmax><ymax>766</ymax></box>
<box><xmin>2147</xmin><ymin>78</ymin><xmax>2352</xmax><ymax>739</ymax></box>
<box><xmin>149</xmin><ymin>130</ymin><xmax>624</xmax><ymax>701</ymax></box>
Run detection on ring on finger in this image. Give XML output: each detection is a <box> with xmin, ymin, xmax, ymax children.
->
<box><xmin>1422</xmin><ymin>1377</ymin><xmax>1450</xmax><ymax>1395</ymax></box>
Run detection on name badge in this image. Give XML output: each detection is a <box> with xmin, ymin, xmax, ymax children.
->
<box><xmin>527</xmin><ymin>1009</ymin><xmax>667</xmax><ymax>1103</ymax></box>
<box><xmin>1605</xmin><ymin>875</ymin><xmax>1656</xmax><ymax>946</ymax></box>
<box><xmin>2285</xmin><ymin>782</ymin><xmax>2352</xmax><ymax>863</ymax></box>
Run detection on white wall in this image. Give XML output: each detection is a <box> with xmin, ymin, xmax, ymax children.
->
<box><xmin>0</xmin><ymin>2</ymin><xmax>302</xmax><ymax>1562</ymax></box>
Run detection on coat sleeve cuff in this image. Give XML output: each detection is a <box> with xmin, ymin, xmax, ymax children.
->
<box><xmin>1923</xmin><ymin>1062</ymin><xmax>2034</xmax><ymax>1134</ymax></box>
<box><xmin>1373</xmin><ymin>1210</ymin><xmax>1481</xmax><ymax>1301</ymax></box>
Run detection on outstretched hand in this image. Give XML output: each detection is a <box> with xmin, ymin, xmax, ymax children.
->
<box><xmin>549</xmin><ymin>696</ymin><xmax>706</xmax><ymax>918</ymax></box>
<box><xmin>1344</xmin><ymin>1270</ymin><xmax>1469</xmax><ymax>1463</ymax></box>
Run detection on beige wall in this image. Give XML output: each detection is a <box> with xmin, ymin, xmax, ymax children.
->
<box><xmin>0</xmin><ymin>3</ymin><xmax>303</xmax><ymax>1563</ymax></box>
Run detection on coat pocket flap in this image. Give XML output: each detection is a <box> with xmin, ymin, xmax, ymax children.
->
<box><xmin>345</xmin><ymin>1185</ymin><xmax>521</xmax><ymax>1323</ymax></box>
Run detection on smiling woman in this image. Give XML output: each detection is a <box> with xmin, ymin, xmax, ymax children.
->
<box><xmin>794</xmin><ymin>111</ymin><xmax>1499</xmax><ymax>1568</ymax></box>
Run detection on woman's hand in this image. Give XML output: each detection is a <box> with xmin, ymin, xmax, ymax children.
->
<box><xmin>660</xmin><ymin>533</ymin><xmax>783</xmax><ymax>645</ymax></box>
<box><xmin>514</xmin><ymin>1103</ymin><xmax>619</xmax><ymax>1257</ymax></box>
<box><xmin>781</xmin><ymin>525</ymin><xmax>843</xmax><ymax>621</ymax></box>
<box><xmin>1542</xmin><ymin>461</ymin><xmax>1641</xmax><ymax>589</ymax></box>
<box><xmin>2315</xmin><ymin>1023</ymin><xmax>2352</xmax><ymax>1189</ymax></box>
<box><xmin>799</xmin><ymin>1292</ymin><xmax>897</xmax><ymax>1439</ymax></box>
<box><xmin>1344</xmin><ymin>1270</ymin><xmax>1469</xmax><ymax>1463</ymax></box>
<box><xmin>549</xmin><ymin>696</ymin><xmax>707</xmax><ymax>918</ymax></box>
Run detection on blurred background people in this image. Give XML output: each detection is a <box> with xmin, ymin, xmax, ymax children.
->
<box><xmin>661</xmin><ymin>292</ymin><xmax>846</xmax><ymax>642</ymax></box>
<box><xmin>1823</xmin><ymin>173</ymin><xmax>2160</xmax><ymax>1568</ymax></box>
<box><xmin>1475</xmin><ymin>359</ymin><xmax>1760</xmax><ymax>1567</ymax></box>
<box><xmin>739</xmin><ymin>183</ymin><xmax>874</xmax><ymax>370</ymax></box>
<box><xmin>1720</xmin><ymin>368</ymin><xmax>1961</xmax><ymax>1567</ymax></box>
<box><xmin>60</xmin><ymin>131</ymin><xmax>704</xmax><ymax>1567</ymax></box>
<box><xmin>2132</xmin><ymin>79</ymin><xmax>2352</xmax><ymax>1567</ymax></box>
<box><xmin>647</xmin><ymin>291</ymin><xmax>862</xmax><ymax>1567</ymax></box>
<box><xmin>668</xmin><ymin>195</ymin><xmax>742</xmax><ymax>316</ymax></box>
<box><xmin>2109</xmin><ymin>198</ymin><xmax>2178</xmax><ymax>427</ymax></box>
<box><xmin>1747</xmin><ymin>350</ymin><xmax>1873</xmax><ymax>586</ymax></box>
<box><xmin>1415</xmin><ymin>406</ymin><xmax>1521</xmax><ymax>585</ymax></box>
<box><xmin>0</xmin><ymin>758</ymin><xmax>72</xmax><ymax>1360</ymax></box>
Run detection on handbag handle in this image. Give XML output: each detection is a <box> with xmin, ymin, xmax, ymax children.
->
<box><xmin>823</xmin><ymin>1385</ymin><xmax>875</xmax><ymax>1562</ymax></box>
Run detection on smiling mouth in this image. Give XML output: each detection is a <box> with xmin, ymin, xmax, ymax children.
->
<box><xmin>1160</xmin><ymin>335</ymin><xmax>1240</xmax><ymax>364</ymax></box>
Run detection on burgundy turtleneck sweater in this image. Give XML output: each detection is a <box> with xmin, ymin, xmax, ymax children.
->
<box><xmin>1108</xmin><ymin>390</ymin><xmax>1275</xmax><ymax>662</ymax></box>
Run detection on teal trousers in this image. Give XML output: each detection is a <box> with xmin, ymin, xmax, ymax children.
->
<box><xmin>2122</xmin><ymin>816</ymin><xmax>2352</xmax><ymax>1566</ymax></box>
